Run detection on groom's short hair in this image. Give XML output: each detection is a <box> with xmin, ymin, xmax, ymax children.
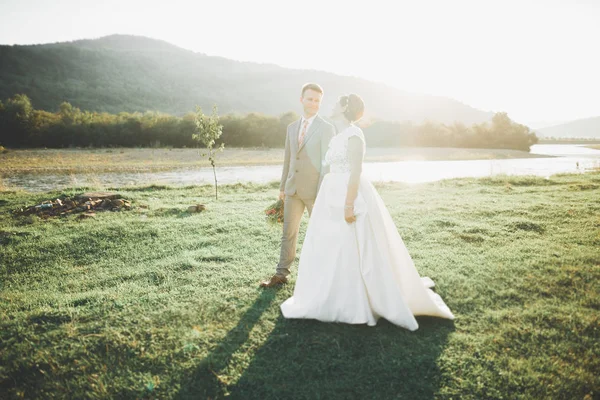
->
<box><xmin>301</xmin><ymin>83</ymin><xmax>324</xmax><ymax>97</ymax></box>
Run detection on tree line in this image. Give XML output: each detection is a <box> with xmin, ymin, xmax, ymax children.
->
<box><xmin>0</xmin><ymin>94</ymin><xmax>538</xmax><ymax>151</ymax></box>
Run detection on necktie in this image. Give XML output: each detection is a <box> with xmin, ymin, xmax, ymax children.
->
<box><xmin>298</xmin><ymin>119</ymin><xmax>309</xmax><ymax>147</ymax></box>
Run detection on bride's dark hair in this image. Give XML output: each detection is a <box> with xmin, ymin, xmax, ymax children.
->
<box><xmin>339</xmin><ymin>94</ymin><xmax>365</xmax><ymax>122</ymax></box>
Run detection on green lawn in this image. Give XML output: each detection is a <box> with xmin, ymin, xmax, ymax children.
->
<box><xmin>0</xmin><ymin>173</ymin><xmax>599</xmax><ymax>399</ymax></box>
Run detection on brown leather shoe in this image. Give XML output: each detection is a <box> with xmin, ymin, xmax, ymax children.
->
<box><xmin>260</xmin><ymin>274</ymin><xmax>288</xmax><ymax>288</ymax></box>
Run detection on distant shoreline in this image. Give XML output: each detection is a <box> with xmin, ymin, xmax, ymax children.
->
<box><xmin>538</xmin><ymin>139</ymin><xmax>600</xmax><ymax>144</ymax></box>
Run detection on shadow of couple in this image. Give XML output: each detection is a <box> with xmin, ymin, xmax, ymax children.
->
<box><xmin>175</xmin><ymin>289</ymin><xmax>455</xmax><ymax>399</ymax></box>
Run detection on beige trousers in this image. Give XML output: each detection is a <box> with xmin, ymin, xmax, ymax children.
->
<box><xmin>276</xmin><ymin>194</ymin><xmax>315</xmax><ymax>277</ymax></box>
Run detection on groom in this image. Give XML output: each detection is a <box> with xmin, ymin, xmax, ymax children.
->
<box><xmin>260</xmin><ymin>83</ymin><xmax>335</xmax><ymax>288</ymax></box>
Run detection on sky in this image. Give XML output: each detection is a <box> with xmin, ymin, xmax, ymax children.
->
<box><xmin>0</xmin><ymin>0</ymin><xmax>598</xmax><ymax>127</ymax></box>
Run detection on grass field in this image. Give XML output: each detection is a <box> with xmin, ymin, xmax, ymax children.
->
<box><xmin>0</xmin><ymin>147</ymin><xmax>550</xmax><ymax>174</ymax></box>
<box><xmin>0</xmin><ymin>172</ymin><xmax>598</xmax><ymax>399</ymax></box>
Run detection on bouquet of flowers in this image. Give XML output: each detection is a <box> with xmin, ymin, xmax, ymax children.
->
<box><xmin>265</xmin><ymin>199</ymin><xmax>284</xmax><ymax>224</ymax></box>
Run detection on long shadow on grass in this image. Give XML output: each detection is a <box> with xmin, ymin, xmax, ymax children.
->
<box><xmin>228</xmin><ymin>316</ymin><xmax>454</xmax><ymax>399</ymax></box>
<box><xmin>177</xmin><ymin>290</ymin><xmax>454</xmax><ymax>400</ymax></box>
<box><xmin>175</xmin><ymin>289</ymin><xmax>278</xmax><ymax>399</ymax></box>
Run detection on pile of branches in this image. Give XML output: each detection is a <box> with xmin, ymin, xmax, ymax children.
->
<box><xmin>13</xmin><ymin>192</ymin><xmax>132</xmax><ymax>219</ymax></box>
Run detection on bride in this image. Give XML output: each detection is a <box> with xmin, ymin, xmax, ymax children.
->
<box><xmin>280</xmin><ymin>94</ymin><xmax>455</xmax><ymax>330</ymax></box>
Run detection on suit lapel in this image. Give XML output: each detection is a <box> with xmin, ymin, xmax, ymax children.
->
<box><xmin>298</xmin><ymin>116</ymin><xmax>322</xmax><ymax>153</ymax></box>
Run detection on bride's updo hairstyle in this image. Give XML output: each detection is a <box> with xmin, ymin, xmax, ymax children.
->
<box><xmin>340</xmin><ymin>94</ymin><xmax>365</xmax><ymax>122</ymax></box>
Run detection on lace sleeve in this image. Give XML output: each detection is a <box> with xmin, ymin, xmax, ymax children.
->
<box><xmin>347</xmin><ymin>127</ymin><xmax>366</xmax><ymax>155</ymax></box>
<box><xmin>347</xmin><ymin>136</ymin><xmax>364</xmax><ymax>185</ymax></box>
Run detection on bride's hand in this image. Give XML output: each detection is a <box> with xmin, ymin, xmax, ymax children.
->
<box><xmin>344</xmin><ymin>206</ymin><xmax>356</xmax><ymax>224</ymax></box>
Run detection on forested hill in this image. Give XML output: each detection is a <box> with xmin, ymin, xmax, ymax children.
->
<box><xmin>0</xmin><ymin>34</ymin><xmax>493</xmax><ymax>124</ymax></box>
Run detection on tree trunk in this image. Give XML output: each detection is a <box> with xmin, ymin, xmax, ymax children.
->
<box><xmin>212</xmin><ymin>165</ymin><xmax>218</xmax><ymax>200</ymax></box>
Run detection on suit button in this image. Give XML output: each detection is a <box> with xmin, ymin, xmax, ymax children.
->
<box><xmin>296</xmin><ymin>157</ymin><xmax>299</xmax><ymax>160</ymax></box>
<box><xmin>295</xmin><ymin>170</ymin><xmax>299</xmax><ymax>173</ymax></box>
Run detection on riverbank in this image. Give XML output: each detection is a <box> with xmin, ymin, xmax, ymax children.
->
<box><xmin>0</xmin><ymin>147</ymin><xmax>551</xmax><ymax>174</ymax></box>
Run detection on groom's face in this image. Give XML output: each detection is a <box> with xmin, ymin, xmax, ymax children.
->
<box><xmin>300</xmin><ymin>89</ymin><xmax>322</xmax><ymax>118</ymax></box>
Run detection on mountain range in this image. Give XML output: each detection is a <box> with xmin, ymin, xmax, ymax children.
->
<box><xmin>2</xmin><ymin>34</ymin><xmax>597</xmax><ymax>137</ymax></box>
<box><xmin>0</xmin><ymin>34</ymin><xmax>495</xmax><ymax>124</ymax></box>
<box><xmin>535</xmin><ymin>116</ymin><xmax>600</xmax><ymax>139</ymax></box>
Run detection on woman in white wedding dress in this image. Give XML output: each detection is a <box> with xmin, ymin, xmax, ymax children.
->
<box><xmin>280</xmin><ymin>94</ymin><xmax>455</xmax><ymax>331</ymax></box>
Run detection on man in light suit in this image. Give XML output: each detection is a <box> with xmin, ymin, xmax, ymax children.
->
<box><xmin>260</xmin><ymin>83</ymin><xmax>335</xmax><ymax>288</ymax></box>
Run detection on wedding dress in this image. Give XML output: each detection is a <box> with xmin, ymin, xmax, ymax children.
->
<box><xmin>280</xmin><ymin>125</ymin><xmax>455</xmax><ymax>330</ymax></box>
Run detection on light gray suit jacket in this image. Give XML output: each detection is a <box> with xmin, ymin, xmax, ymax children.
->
<box><xmin>280</xmin><ymin>115</ymin><xmax>335</xmax><ymax>199</ymax></box>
